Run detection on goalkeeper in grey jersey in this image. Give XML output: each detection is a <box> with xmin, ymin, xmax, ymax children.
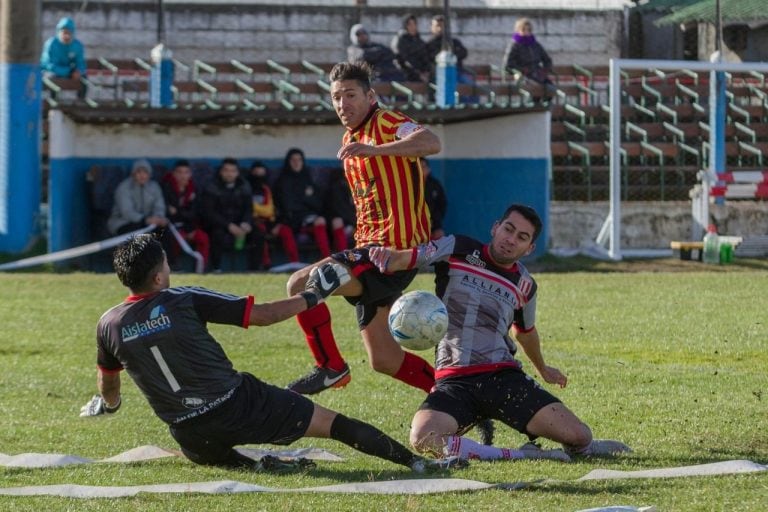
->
<box><xmin>369</xmin><ymin>204</ymin><xmax>630</xmax><ymax>461</ymax></box>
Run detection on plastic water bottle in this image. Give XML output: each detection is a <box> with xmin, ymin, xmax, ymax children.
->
<box><xmin>719</xmin><ymin>241</ymin><xmax>733</xmax><ymax>264</ymax></box>
<box><xmin>702</xmin><ymin>224</ymin><xmax>719</xmax><ymax>264</ymax></box>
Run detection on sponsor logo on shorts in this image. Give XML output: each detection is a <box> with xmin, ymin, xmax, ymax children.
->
<box><xmin>182</xmin><ymin>397</ymin><xmax>205</xmax><ymax>408</ymax></box>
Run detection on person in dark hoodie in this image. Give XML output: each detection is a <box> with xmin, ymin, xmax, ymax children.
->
<box><xmin>425</xmin><ymin>14</ymin><xmax>470</xmax><ymax>85</ymax></box>
<box><xmin>41</xmin><ymin>16</ymin><xmax>87</xmax><ymax>98</ymax></box>
<box><xmin>347</xmin><ymin>23</ymin><xmax>405</xmax><ymax>83</ymax></box>
<box><xmin>390</xmin><ymin>14</ymin><xmax>430</xmax><ymax>83</ymax></box>
<box><xmin>271</xmin><ymin>148</ymin><xmax>331</xmax><ymax>264</ymax></box>
<box><xmin>201</xmin><ymin>157</ymin><xmax>261</xmax><ymax>272</ymax></box>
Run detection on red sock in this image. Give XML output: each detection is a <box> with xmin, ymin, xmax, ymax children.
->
<box><xmin>313</xmin><ymin>224</ymin><xmax>332</xmax><ymax>258</ymax></box>
<box><xmin>278</xmin><ymin>225</ymin><xmax>299</xmax><ymax>262</ymax></box>
<box><xmin>394</xmin><ymin>351</ymin><xmax>435</xmax><ymax>393</ymax></box>
<box><xmin>332</xmin><ymin>226</ymin><xmax>348</xmax><ymax>252</ymax></box>
<box><xmin>192</xmin><ymin>229</ymin><xmax>210</xmax><ymax>267</ymax></box>
<box><xmin>296</xmin><ymin>303</ymin><xmax>346</xmax><ymax>371</ymax></box>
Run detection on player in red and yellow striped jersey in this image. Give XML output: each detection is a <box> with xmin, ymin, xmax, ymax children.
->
<box><xmin>285</xmin><ymin>62</ymin><xmax>440</xmax><ymax>395</ymax></box>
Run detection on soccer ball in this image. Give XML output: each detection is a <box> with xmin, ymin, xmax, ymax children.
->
<box><xmin>388</xmin><ymin>290</ymin><xmax>449</xmax><ymax>351</ymax></box>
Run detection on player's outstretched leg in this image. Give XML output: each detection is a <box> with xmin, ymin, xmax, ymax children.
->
<box><xmin>286</xmin><ymin>263</ymin><xmax>351</xmax><ymax>395</ymax></box>
<box><xmin>309</xmin><ymin>406</ymin><xmax>467</xmax><ymax>472</ymax></box>
<box><xmin>443</xmin><ymin>435</ymin><xmax>571</xmax><ymax>462</ymax></box>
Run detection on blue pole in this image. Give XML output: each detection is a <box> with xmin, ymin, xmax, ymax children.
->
<box><xmin>709</xmin><ymin>68</ymin><xmax>726</xmax><ymax>206</ymax></box>
<box><xmin>0</xmin><ymin>0</ymin><xmax>42</xmax><ymax>253</ymax></box>
<box><xmin>435</xmin><ymin>51</ymin><xmax>457</xmax><ymax>107</ymax></box>
<box><xmin>150</xmin><ymin>44</ymin><xmax>174</xmax><ymax>108</ymax></box>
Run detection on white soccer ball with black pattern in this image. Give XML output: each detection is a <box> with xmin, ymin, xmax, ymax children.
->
<box><xmin>388</xmin><ymin>290</ymin><xmax>449</xmax><ymax>351</ymax></box>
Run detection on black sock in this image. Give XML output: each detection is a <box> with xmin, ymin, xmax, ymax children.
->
<box><xmin>329</xmin><ymin>414</ymin><xmax>416</xmax><ymax>468</ymax></box>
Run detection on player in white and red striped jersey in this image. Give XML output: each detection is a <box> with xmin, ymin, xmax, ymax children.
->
<box><xmin>369</xmin><ymin>204</ymin><xmax>631</xmax><ymax>462</ymax></box>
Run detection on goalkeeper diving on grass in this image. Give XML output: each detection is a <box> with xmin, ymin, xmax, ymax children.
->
<box><xmin>80</xmin><ymin>234</ymin><xmax>464</xmax><ymax>473</ymax></box>
<box><xmin>368</xmin><ymin>204</ymin><xmax>631</xmax><ymax>462</ymax></box>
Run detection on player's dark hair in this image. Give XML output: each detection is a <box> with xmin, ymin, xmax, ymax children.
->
<box><xmin>173</xmin><ymin>159</ymin><xmax>190</xmax><ymax>169</ymax></box>
<box><xmin>113</xmin><ymin>234</ymin><xmax>165</xmax><ymax>291</ymax></box>
<box><xmin>329</xmin><ymin>61</ymin><xmax>372</xmax><ymax>92</ymax></box>
<box><xmin>500</xmin><ymin>204</ymin><xmax>543</xmax><ymax>242</ymax></box>
<box><xmin>218</xmin><ymin>157</ymin><xmax>239</xmax><ymax>172</ymax></box>
<box><xmin>402</xmin><ymin>14</ymin><xmax>417</xmax><ymax>30</ymax></box>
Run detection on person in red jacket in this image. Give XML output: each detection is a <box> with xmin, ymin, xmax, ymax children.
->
<box><xmin>161</xmin><ymin>159</ymin><xmax>210</xmax><ymax>269</ymax></box>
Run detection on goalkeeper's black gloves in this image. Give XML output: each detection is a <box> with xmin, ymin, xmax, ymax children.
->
<box><xmin>79</xmin><ymin>394</ymin><xmax>121</xmax><ymax>417</ymax></box>
<box><xmin>301</xmin><ymin>262</ymin><xmax>351</xmax><ymax>308</ymax></box>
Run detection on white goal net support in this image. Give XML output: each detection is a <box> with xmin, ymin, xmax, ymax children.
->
<box><xmin>597</xmin><ymin>58</ymin><xmax>768</xmax><ymax>260</ymax></box>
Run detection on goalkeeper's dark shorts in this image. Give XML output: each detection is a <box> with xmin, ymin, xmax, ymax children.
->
<box><xmin>169</xmin><ymin>372</ymin><xmax>314</xmax><ymax>466</ymax></box>
<box><xmin>419</xmin><ymin>368</ymin><xmax>561</xmax><ymax>437</ymax></box>
<box><xmin>331</xmin><ymin>247</ymin><xmax>418</xmax><ymax>329</ymax></box>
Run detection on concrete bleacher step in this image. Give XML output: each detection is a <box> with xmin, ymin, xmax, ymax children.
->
<box><xmin>734</xmin><ymin>235</ymin><xmax>768</xmax><ymax>258</ymax></box>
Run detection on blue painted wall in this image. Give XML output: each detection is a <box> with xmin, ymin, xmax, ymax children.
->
<box><xmin>49</xmin><ymin>155</ymin><xmax>549</xmax><ymax>260</ymax></box>
<box><xmin>439</xmin><ymin>158</ymin><xmax>549</xmax><ymax>259</ymax></box>
<box><xmin>0</xmin><ymin>63</ymin><xmax>42</xmax><ymax>252</ymax></box>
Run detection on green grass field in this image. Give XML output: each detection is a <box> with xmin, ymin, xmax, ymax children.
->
<box><xmin>0</xmin><ymin>267</ymin><xmax>766</xmax><ymax>511</ymax></box>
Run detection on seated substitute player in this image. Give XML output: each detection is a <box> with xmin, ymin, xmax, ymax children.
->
<box><xmin>80</xmin><ymin>234</ymin><xmax>463</xmax><ymax>473</ymax></box>
<box><xmin>368</xmin><ymin>204</ymin><xmax>631</xmax><ymax>461</ymax></box>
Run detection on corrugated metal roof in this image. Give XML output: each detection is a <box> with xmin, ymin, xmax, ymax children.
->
<box><xmin>635</xmin><ymin>0</ymin><xmax>701</xmax><ymax>13</ymax></box>
<box><xmin>652</xmin><ymin>0</ymin><xmax>767</xmax><ymax>25</ymax></box>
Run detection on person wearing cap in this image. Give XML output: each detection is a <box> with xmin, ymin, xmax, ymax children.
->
<box><xmin>347</xmin><ymin>23</ymin><xmax>405</xmax><ymax>83</ymax></box>
<box><xmin>41</xmin><ymin>17</ymin><xmax>87</xmax><ymax>98</ymax></box>
<box><xmin>107</xmin><ymin>159</ymin><xmax>168</xmax><ymax>236</ymax></box>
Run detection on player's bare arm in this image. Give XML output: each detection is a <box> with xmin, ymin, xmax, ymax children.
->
<box><xmin>98</xmin><ymin>370</ymin><xmax>121</xmax><ymax>407</ymax></box>
<box><xmin>513</xmin><ymin>327</ymin><xmax>567</xmax><ymax>388</ymax></box>
<box><xmin>336</xmin><ymin>127</ymin><xmax>441</xmax><ymax>160</ymax></box>
<box><xmin>368</xmin><ymin>246</ymin><xmax>412</xmax><ymax>273</ymax></box>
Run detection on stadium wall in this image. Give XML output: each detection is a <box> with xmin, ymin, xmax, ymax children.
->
<box><xmin>41</xmin><ymin>2</ymin><xmax>623</xmax><ymax>68</ymax></box>
<box><xmin>47</xmin><ymin>110</ymin><xmax>550</xmax><ymax>259</ymax></box>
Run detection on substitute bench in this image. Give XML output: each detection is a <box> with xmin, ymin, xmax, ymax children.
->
<box><xmin>670</xmin><ymin>236</ymin><xmax>743</xmax><ymax>261</ymax></box>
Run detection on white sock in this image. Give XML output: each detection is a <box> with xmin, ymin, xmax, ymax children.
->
<box><xmin>443</xmin><ymin>435</ymin><xmax>524</xmax><ymax>461</ymax></box>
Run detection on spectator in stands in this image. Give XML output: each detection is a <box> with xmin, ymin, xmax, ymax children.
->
<box><xmin>391</xmin><ymin>14</ymin><xmax>431</xmax><ymax>83</ymax></box>
<box><xmin>348</xmin><ymin>23</ymin><xmax>406</xmax><ymax>83</ymax></box>
<box><xmin>503</xmin><ymin>18</ymin><xmax>556</xmax><ymax>102</ymax></box>
<box><xmin>247</xmin><ymin>161</ymin><xmax>276</xmax><ymax>270</ymax></box>
<box><xmin>425</xmin><ymin>14</ymin><xmax>470</xmax><ymax>85</ymax></box>
<box><xmin>40</xmin><ymin>17</ymin><xmax>87</xmax><ymax>99</ymax></box>
<box><xmin>272</xmin><ymin>148</ymin><xmax>332</xmax><ymax>264</ymax></box>
<box><xmin>421</xmin><ymin>158</ymin><xmax>448</xmax><ymax>239</ymax></box>
<box><xmin>323</xmin><ymin>167</ymin><xmax>355</xmax><ymax>252</ymax></box>
<box><xmin>161</xmin><ymin>159</ymin><xmax>210</xmax><ymax>270</ymax></box>
<box><xmin>107</xmin><ymin>158</ymin><xmax>168</xmax><ymax>236</ymax></box>
<box><xmin>201</xmin><ymin>157</ymin><xmax>261</xmax><ymax>273</ymax></box>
